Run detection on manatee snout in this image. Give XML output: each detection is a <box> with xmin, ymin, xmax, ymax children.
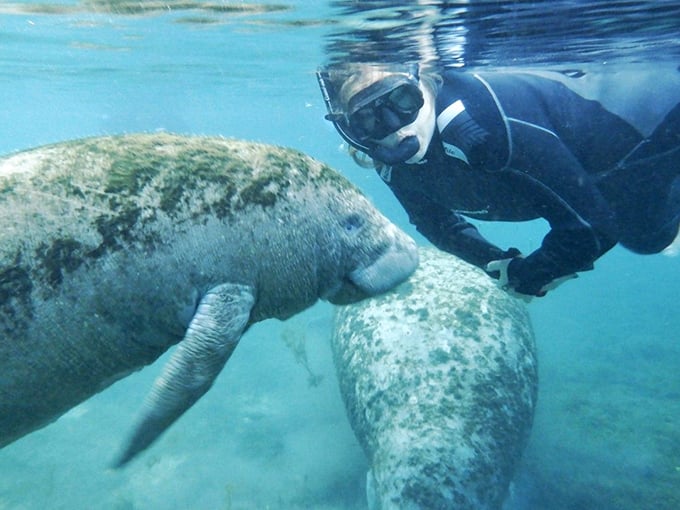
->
<box><xmin>349</xmin><ymin>223</ymin><xmax>419</xmax><ymax>295</ymax></box>
<box><xmin>327</xmin><ymin>223</ymin><xmax>418</xmax><ymax>305</ymax></box>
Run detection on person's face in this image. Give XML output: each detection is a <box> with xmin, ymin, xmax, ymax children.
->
<box><xmin>365</xmin><ymin>80</ymin><xmax>436</xmax><ymax>164</ymax></box>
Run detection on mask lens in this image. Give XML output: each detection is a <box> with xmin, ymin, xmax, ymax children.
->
<box><xmin>387</xmin><ymin>84</ymin><xmax>424</xmax><ymax>114</ymax></box>
<box><xmin>349</xmin><ymin>107</ymin><xmax>377</xmax><ymax>140</ymax></box>
<box><xmin>348</xmin><ymin>83</ymin><xmax>423</xmax><ymax>141</ymax></box>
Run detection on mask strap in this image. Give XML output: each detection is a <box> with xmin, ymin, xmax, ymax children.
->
<box><xmin>316</xmin><ymin>69</ymin><xmax>374</xmax><ymax>154</ymax></box>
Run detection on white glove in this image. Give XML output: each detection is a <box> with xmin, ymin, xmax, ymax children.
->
<box><xmin>485</xmin><ymin>258</ymin><xmax>533</xmax><ymax>303</ymax></box>
<box><xmin>485</xmin><ymin>258</ymin><xmax>513</xmax><ymax>287</ymax></box>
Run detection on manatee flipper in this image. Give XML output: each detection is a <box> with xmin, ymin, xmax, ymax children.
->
<box><xmin>113</xmin><ymin>283</ymin><xmax>255</xmax><ymax>467</ymax></box>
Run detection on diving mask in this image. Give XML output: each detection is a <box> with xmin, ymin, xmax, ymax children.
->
<box><xmin>347</xmin><ymin>76</ymin><xmax>424</xmax><ymax>142</ymax></box>
<box><xmin>316</xmin><ymin>65</ymin><xmax>423</xmax><ymax>154</ymax></box>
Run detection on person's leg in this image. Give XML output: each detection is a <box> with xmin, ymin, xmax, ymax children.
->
<box><xmin>626</xmin><ymin>103</ymin><xmax>680</xmax><ymax>163</ymax></box>
<box><xmin>662</xmin><ymin>177</ymin><xmax>680</xmax><ymax>256</ymax></box>
<box><xmin>597</xmin><ymin>103</ymin><xmax>680</xmax><ymax>253</ymax></box>
<box><xmin>598</xmin><ymin>150</ymin><xmax>680</xmax><ymax>254</ymax></box>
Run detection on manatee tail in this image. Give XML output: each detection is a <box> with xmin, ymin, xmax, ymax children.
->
<box><xmin>366</xmin><ymin>469</ymin><xmax>380</xmax><ymax>510</ymax></box>
<box><xmin>113</xmin><ymin>283</ymin><xmax>254</xmax><ymax>468</ymax></box>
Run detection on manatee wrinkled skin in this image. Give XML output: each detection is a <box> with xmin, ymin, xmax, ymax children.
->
<box><xmin>0</xmin><ymin>133</ymin><xmax>418</xmax><ymax>465</ymax></box>
<box><xmin>332</xmin><ymin>248</ymin><xmax>537</xmax><ymax>510</ymax></box>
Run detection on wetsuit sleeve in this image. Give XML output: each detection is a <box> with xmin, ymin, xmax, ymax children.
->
<box><xmin>447</xmin><ymin>72</ymin><xmax>624</xmax><ymax>295</ymax></box>
<box><xmin>387</xmin><ymin>182</ymin><xmax>519</xmax><ymax>269</ymax></box>
<box><xmin>502</xmin><ymin>131</ymin><xmax>620</xmax><ymax>295</ymax></box>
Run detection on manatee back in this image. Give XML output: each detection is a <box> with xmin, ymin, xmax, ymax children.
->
<box><xmin>0</xmin><ymin>133</ymin><xmax>350</xmax><ymax>266</ymax></box>
<box><xmin>332</xmin><ymin>247</ymin><xmax>538</xmax><ymax>510</ymax></box>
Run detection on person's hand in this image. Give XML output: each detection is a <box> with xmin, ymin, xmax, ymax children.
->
<box><xmin>485</xmin><ymin>256</ymin><xmax>578</xmax><ymax>302</ymax></box>
<box><xmin>485</xmin><ymin>257</ymin><xmax>534</xmax><ymax>303</ymax></box>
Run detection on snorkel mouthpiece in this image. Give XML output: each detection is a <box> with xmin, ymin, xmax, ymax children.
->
<box><xmin>369</xmin><ymin>135</ymin><xmax>421</xmax><ymax>165</ymax></box>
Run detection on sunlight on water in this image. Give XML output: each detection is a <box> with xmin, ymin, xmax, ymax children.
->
<box><xmin>323</xmin><ymin>0</ymin><xmax>680</xmax><ymax>68</ymax></box>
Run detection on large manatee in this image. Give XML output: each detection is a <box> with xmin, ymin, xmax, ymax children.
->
<box><xmin>332</xmin><ymin>247</ymin><xmax>537</xmax><ymax>510</ymax></box>
<box><xmin>0</xmin><ymin>133</ymin><xmax>418</xmax><ymax>466</ymax></box>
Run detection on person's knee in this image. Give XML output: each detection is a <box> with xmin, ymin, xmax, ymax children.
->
<box><xmin>616</xmin><ymin>176</ymin><xmax>680</xmax><ymax>254</ymax></box>
<box><xmin>619</xmin><ymin>213</ymin><xmax>680</xmax><ymax>254</ymax></box>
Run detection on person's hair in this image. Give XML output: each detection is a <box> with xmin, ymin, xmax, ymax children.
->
<box><xmin>338</xmin><ymin>64</ymin><xmax>401</xmax><ymax>109</ymax></box>
<box><xmin>349</xmin><ymin>145</ymin><xmax>383</xmax><ymax>170</ymax></box>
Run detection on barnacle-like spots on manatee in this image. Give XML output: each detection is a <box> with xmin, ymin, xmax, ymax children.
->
<box><xmin>428</xmin><ymin>347</ymin><xmax>450</xmax><ymax>365</ymax></box>
<box><xmin>0</xmin><ymin>257</ymin><xmax>34</xmax><ymax>333</ymax></box>
<box><xmin>97</xmin><ymin>135</ymin><xmax>310</xmax><ymax>217</ymax></box>
<box><xmin>405</xmin><ymin>306</ymin><xmax>429</xmax><ymax>321</ymax></box>
<box><xmin>35</xmin><ymin>238</ymin><xmax>86</xmax><ymax>287</ymax></box>
<box><xmin>454</xmin><ymin>307</ymin><xmax>483</xmax><ymax>334</ymax></box>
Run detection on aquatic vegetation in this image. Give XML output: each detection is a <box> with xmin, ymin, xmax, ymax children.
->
<box><xmin>281</xmin><ymin>320</ymin><xmax>324</xmax><ymax>388</ymax></box>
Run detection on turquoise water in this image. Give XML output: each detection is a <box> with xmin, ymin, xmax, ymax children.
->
<box><xmin>1</xmin><ymin>2</ymin><xmax>679</xmax><ymax>509</ymax></box>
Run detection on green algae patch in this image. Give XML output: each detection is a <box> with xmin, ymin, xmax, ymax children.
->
<box><xmin>238</xmin><ymin>174</ymin><xmax>288</xmax><ymax>209</ymax></box>
<box><xmin>71</xmin><ymin>133</ymin><xmax>319</xmax><ymax>220</ymax></box>
<box><xmin>0</xmin><ymin>263</ymin><xmax>33</xmax><ymax>313</ymax></box>
<box><xmin>0</xmin><ymin>250</ymin><xmax>34</xmax><ymax>336</ymax></box>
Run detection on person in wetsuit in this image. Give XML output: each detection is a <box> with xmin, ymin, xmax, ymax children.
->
<box><xmin>317</xmin><ymin>64</ymin><xmax>680</xmax><ymax>297</ymax></box>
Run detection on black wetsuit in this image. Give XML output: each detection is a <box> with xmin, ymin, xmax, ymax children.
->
<box><xmin>381</xmin><ymin>70</ymin><xmax>680</xmax><ymax>295</ymax></box>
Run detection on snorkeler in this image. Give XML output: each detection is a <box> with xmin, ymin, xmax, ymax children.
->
<box><xmin>317</xmin><ymin>64</ymin><xmax>680</xmax><ymax>298</ymax></box>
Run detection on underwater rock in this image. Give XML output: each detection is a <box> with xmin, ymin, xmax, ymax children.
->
<box><xmin>0</xmin><ymin>133</ymin><xmax>418</xmax><ymax>465</ymax></box>
<box><xmin>332</xmin><ymin>247</ymin><xmax>537</xmax><ymax>510</ymax></box>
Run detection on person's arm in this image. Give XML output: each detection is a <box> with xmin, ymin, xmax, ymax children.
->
<box><xmin>499</xmin><ymin>136</ymin><xmax>620</xmax><ymax>295</ymax></box>
<box><xmin>388</xmin><ymin>182</ymin><xmax>519</xmax><ymax>270</ymax></box>
<box><xmin>443</xmin><ymin>73</ymin><xmax>623</xmax><ymax>296</ymax></box>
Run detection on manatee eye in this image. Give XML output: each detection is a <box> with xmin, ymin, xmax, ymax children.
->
<box><xmin>342</xmin><ymin>213</ymin><xmax>365</xmax><ymax>233</ymax></box>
